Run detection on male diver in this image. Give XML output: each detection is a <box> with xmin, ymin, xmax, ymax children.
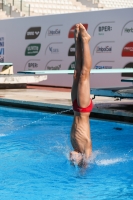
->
<box><xmin>70</xmin><ymin>23</ymin><xmax>92</xmax><ymax>167</ymax></box>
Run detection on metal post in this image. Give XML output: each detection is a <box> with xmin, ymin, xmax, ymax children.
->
<box><xmin>28</xmin><ymin>4</ymin><xmax>30</xmax><ymax>16</ymax></box>
<box><xmin>8</xmin><ymin>3</ymin><xmax>11</xmax><ymax>15</ymax></box>
<box><xmin>12</xmin><ymin>0</ymin><xmax>14</xmax><ymax>6</ymax></box>
<box><xmin>20</xmin><ymin>0</ymin><xmax>22</xmax><ymax>11</ymax></box>
<box><xmin>9</xmin><ymin>3</ymin><xmax>11</xmax><ymax>15</ymax></box>
<box><xmin>2</xmin><ymin>0</ymin><xmax>4</xmax><ymax>11</ymax></box>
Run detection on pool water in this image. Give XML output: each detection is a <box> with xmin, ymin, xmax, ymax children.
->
<box><xmin>0</xmin><ymin>106</ymin><xmax>133</xmax><ymax>200</ymax></box>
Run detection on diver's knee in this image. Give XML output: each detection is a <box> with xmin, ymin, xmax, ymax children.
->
<box><xmin>79</xmin><ymin>69</ymin><xmax>89</xmax><ymax>82</ymax></box>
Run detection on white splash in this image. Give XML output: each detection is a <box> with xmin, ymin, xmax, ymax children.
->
<box><xmin>96</xmin><ymin>158</ymin><xmax>126</xmax><ymax>166</ymax></box>
<box><xmin>87</xmin><ymin>150</ymin><xmax>102</xmax><ymax>164</ymax></box>
<box><xmin>0</xmin><ymin>133</ymin><xmax>6</xmax><ymax>137</ymax></box>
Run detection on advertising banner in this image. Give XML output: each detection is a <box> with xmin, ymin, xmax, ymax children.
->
<box><xmin>0</xmin><ymin>8</ymin><xmax>133</xmax><ymax>88</ymax></box>
<box><xmin>0</xmin><ymin>35</ymin><xmax>5</xmax><ymax>63</ymax></box>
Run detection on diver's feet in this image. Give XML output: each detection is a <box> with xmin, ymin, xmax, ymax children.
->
<box><xmin>75</xmin><ymin>24</ymin><xmax>82</xmax><ymax>56</ymax></box>
<box><xmin>79</xmin><ymin>23</ymin><xmax>91</xmax><ymax>43</ymax></box>
<box><xmin>70</xmin><ymin>151</ymin><xmax>82</xmax><ymax>163</ymax></box>
<box><xmin>70</xmin><ymin>151</ymin><xmax>83</xmax><ymax>165</ymax></box>
<box><xmin>70</xmin><ymin>151</ymin><xmax>88</xmax><ymax>168</ymax></box>
<box><xmin>75</xmin><ymin>24</ymin><xmax>80</xmax><ymax>42</ymax></box>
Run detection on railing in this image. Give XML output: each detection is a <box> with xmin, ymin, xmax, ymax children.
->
<box><xmin>0</xmin><ymin>0</ymin><xmax>32</xmax><ymax>17</ymax></box>
<box><xmin>0</xmin><ymin>0</ymin><xmax>84</xmax><ymax>17</ymax></box>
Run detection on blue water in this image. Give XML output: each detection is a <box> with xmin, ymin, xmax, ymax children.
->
<box><xmin>0</xmin><ymin>106</ymin><xmax>133</xmax><ymax>200</ymax></box>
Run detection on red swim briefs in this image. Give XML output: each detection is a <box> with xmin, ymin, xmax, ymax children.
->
<box><xmin>73</xmin><ymin>98</ymin><xmax>93</xmax><ymax>113</ymax></box>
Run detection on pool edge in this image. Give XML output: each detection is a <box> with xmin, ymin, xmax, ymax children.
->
<box><xmin>0</xmin><ymin>98</ymin><xmax>133</xmax><ymax>124</ymax></box>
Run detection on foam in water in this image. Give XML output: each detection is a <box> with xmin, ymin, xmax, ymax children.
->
<box><xmin>94</xmin><ymin>148</ymin><xmax>133</xmax><ymax>166</ymax></box>
<box><xmin>90</xmin><ymin>150</ymin><xmax>127</xmax><ymax>166</ymax></box>
<box><xmin>0</xmin><ymin>133</ymin><xmax>6</xmax><ymax>137</ymax></box>
<box><xmin>96</xmin><ymin>158</ymin><xmax>126</xmax><ymax>166</ymax></box>
<box><xmin>63</xmin><ymin>149</ymin><xmax>128</xmax><ymax>167</ymax></box>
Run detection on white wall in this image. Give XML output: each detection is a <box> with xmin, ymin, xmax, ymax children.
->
<box><xmin>0</xmin><ymin>8</ymin><xmax>133</xmax><ymax>88</ymax></box>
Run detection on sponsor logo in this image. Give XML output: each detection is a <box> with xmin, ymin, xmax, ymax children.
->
<box><xmin>45</xmin><ymin>25</ymin><xmax>63</xmax><ymax>37</ymax></box>
<box><xmin>48</xmin><ymin>29</ymin><xmax>60</xmax><ymax>36</ymax></box>
<box><xmin>45</xmin><ymin>42</ymin><xmax>62</xmax><ymax>55</ymax></box>
<box><xmin>0</xmin><ymin>37</ymin><xmax>4</xmax><ymax>42</ymax></box>
<box><xmin>28</xmin><ymin>62</ymin><xmax>38</xmax><ymax>68</ymax></box>
<box><xmin>49</xmin><ymin>46</ymin><xmax>59</xmax><ymax>53</ymax></box>
<box><xmin>94</xmin><ymin>66</ymin><xmax>112</xmax><ymax>69</ymax></box>
<box><xmin>96</xmin><ymin>46</ymin><xmax>112</xmax><ymax>53</ymax></box>
<box><xmin>24</xmin><ymin>59</ymin><xmax>40</xmax><ymax>70</ymax></box>
<box><xmin>93</xmin><ymin>41</ymin><xmax>114</xmax><ymax>55</ymax></box>
<box><xmin>93</xmin><ymin>22</ymin><xmax>115</xmax><ymax>36</ymax></box>
<box><xmin>94</xmin><ymin>61</ymin><xmax>114</xmax><ymax>70</ymax></box>
<box><xmin>45</xmin><ymin>60</ymin><xmax>62</xmax><ymax>70</ymax></box>
<box><xmin>25</xmin><ymin>44</ymin><xmax>41</xmax><ymax>56</ymax></box>
<box><xmin>121</xmin><ymin>63</ymin><xmax>133</xmax><ymax>77</ymax></box>
<box><xmin>0</xmin><ymin>37</ymin><xmax>5</xmax><ymax>62</ymax></box>
<box><xmin>124</xmin><ymin>28</ymin><xmax>133</xmax><ymax>33</ymax></box>
<box><xmin>25</xmin><ymin>27</ymin><xmax>41</xmax><ymax>39</ymax></box>
<box><xmin>122</xmin><ymin>42</ymin><xmax>133</xmax><ymax>57</ymax></box>
<box><xmin>68</xmin><ymin>24</ymin><xmax>88</xmax><ymax>38</ymax></box>
<box><xmin>46</xmin><ymin>64</ymin><xmax>61</xmax><ymax>70</ymax></box>
<box><xmin>0</xmin><ymin>48</ymin><xmax>4</xmax><ymax>55</ymax></box>
<box><xmin>98</xmin><ymin>26</ymin><xmax>112</xmax><ymax>35</ymax></box>
<box><xmin>0</xmin><ymin>41</ymin><xmax>4</xmax><ymax>47</ymax></box>
<box><xmin>68</xmin><ymin>61</ymin><xmax>75</xmax><ymax>70</ymax></box>
<box><xmin>68</xmin><ymin>44</ymin><xmax>75</xmax><ymax>56</ymax></box>
<box><xmin>121</xmin><ymin>21</ymin><xmax>133</xmax><ymax>35</ymax></box>
<box><xmin>123</xmin><ymin>47</ymin><xmax>133</xmax><ymax>51</ymax></box>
